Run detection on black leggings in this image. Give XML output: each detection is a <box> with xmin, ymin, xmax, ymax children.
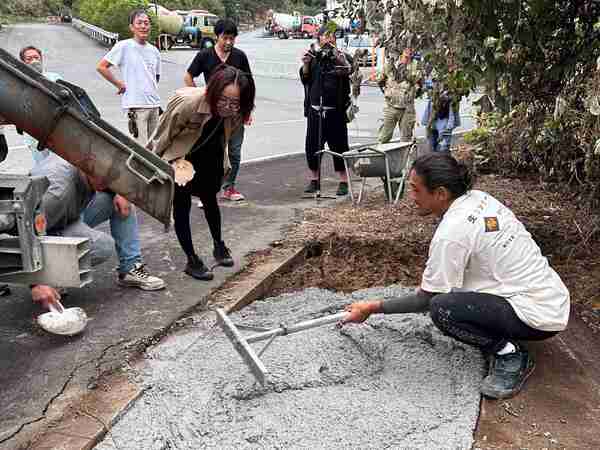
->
<box><xmin>429</xmin><ymin>292</ymin><xmax>558</xmax><ymax>354</ymax></box>
<box><xmin>173</xmin><ymin>186</ymin><xmax>221</xmax><ymax>260</ymax></box>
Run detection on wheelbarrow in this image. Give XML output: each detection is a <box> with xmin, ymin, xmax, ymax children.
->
<box><xmin>341</xmin><ymin>140</ymin><xmax>417</xmax><ymax>205</ymax></box>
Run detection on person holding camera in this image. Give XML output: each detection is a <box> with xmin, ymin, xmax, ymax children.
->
<box><xmin>377</xmin><ymin>47</ymin><xmax>423</xmax><ymax>144</ymax></box>
<box><xmin>300</xmin><ymin>24</ymin><xmax>352</xmax><ymax>196</ymax></box>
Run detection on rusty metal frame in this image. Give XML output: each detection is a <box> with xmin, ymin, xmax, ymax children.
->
<box><xmin>0</xmin><ymin>48</ymin><xmax>175</xmax><ymax>228</ymax></box>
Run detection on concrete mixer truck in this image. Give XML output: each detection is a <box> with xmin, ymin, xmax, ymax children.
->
<box><xmin>150</xmin><ymin>4</ymin><xmax>218</xmax><ymax>50</ymax></box>
<box><xmin>265</xmin><ymin>11</ymin><xmax>319</xmax><ymax>39</ymax></box>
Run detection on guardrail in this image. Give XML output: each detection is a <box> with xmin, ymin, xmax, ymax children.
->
<box><xmin>72</xmin><ymin>18</ymin><xmax>118</xmax><ymax>47</ymax></box>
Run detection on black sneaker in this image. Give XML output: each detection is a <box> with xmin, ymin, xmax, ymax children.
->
<box><xmin>480</xmin><ymin>349</ymin><xmax>535</xmax><ymax>399</ymax></box>
<box><xmin>336</xmin><ymin>181</ymin><xmax>349</xmax><ymax>196</ymax></box>
<box><xmin>184</xmin><ymin>255</ymin><xmax>214</xmax><ymax>281</ymax></box>
<box><xmin>213</xmin><ymin>241</ymin><xmax>234</xmax><ymax>267</ymax></box>
<box><xmin>304</xmin><ymin>180</ymin><xmax>320</xmax><ymax>193</ymax></box>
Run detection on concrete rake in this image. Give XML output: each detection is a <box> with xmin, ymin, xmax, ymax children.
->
<box><xmin>215</xmin><ymin>308</ymin><xmax>348</xmax><ymax>385</ymax></box>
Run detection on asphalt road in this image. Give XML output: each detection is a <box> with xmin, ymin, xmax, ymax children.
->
<box><xmin>0</xmin><ymin>24</ymin><xmax>475</xmax><ymax>173</ymax></box>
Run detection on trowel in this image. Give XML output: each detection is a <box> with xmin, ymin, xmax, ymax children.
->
<box><xmin>37</xmin><ymin>298</ymin><xmax>89</xmax><ymax>336</ymax></box>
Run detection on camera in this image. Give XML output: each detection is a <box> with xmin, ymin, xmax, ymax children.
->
<box><xmin>311</xmin><ymin>43</ymin><xmax>336</xmax><ymax>63</ymax></box>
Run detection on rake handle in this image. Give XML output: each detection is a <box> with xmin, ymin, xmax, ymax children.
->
<box><xmin>246</xmin><ymin>312</ymin><xmax>349</xmax><ymax>344</ymax></box>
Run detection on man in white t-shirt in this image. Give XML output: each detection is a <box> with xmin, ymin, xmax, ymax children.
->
<box><xmin>343</xmin><ymin>153</ymin><xmax>570</xmax><ymax>399</ymax></box>
<box><xmin>97</xmin><ymin>9</ymin><xmax>161</xmax><ymax>145</ymax></box>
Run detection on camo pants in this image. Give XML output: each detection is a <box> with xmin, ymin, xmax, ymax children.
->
<box><xmin>378</xmin><ymin>103</ymin><xmax>415</xmax><ymax>144</ymax></box>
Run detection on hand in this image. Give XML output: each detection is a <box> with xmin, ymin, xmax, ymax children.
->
<box><xmin>335</xmin><ymin>50</ymin><xmax>348</xmax><ymax>66</ymax></box>
<box><xmin>244</xmin><ymin>114</ymin><xmax>254</xmax><ymax>126</ymax></box>
<box><xmin>113</xmin><ymin>194</ymin><xmax>131</xmax><ymax>217</ymax></box>
<box><xmin>116</xmin><ymin>81</ymin><xmax>126</xmax><ymax>95</ymax></box>
<box><xmin>341</xmin><ymin>301</ymin><xmax>382</xmax><ymax>324</ymax></box>
<box><xmin>32</xmin><ymin>285</ymin><xmax>64</xmax><ymax>312</ymax></box>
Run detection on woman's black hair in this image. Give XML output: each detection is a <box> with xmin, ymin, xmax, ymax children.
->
<box><xmin>411</xmin><ymin>153</ymin><xmax>474</xmax><ymax>199</ymax></box>
<box><xmin>206</xmin><ymin>64</ymin><xmax>255</xmax><ymax>122</ymax></box>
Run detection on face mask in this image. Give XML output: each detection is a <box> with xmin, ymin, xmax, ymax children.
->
<box><xmin>29</xmin><ymin>60</ymin><xmax>43</xmax><ymax>73</ymax></box>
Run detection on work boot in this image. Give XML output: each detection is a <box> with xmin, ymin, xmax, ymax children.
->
<box><xmin>213</xmin><ymin>241</ymin><xmax>234</xmax><ymax>267</ymax></box>
<box><xmin>304</xmin><ymin>179</ymin><xmax>319</xmax><ymax>194</ymax></box>
<box><xmin>184</xmin><ymin>255</ymin><xmax>214</xmax><ymax>281</ymax></box>
<box><xmin>336</xmin><ymin>181</ymin><xmax>349</xmax><ymax>196</ymax></box>
<box><xmin>480</xmin><ymin>348</ymin><xmax>535</xmax><ymax>399</ymax></box>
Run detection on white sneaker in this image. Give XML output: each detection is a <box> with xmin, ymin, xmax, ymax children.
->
<box><xmin>197</xmin><ymin>200</ymin><xmax>203</xmax><ymax>208</ymax></box>
<box><xmin>118</xmin><ymin>263</ymin><xmax>166</xmax><ymax>291</ymax></box>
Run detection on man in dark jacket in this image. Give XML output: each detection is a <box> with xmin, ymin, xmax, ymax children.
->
<box><xmin>300</xmin><ymin>24</ymin><xmax>352</xmax><ymax>196</ymax></box>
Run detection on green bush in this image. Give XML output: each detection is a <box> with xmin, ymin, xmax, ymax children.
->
<box><xmin>78</xmin><ymin>0</ymin><xmax>159</xmax><ymax>42</ymax></box>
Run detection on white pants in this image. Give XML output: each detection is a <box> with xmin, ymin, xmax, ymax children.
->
<box><xmin>128</xmin><ymin>107</ymin><xmax>159</xmax><ymax>146</ymax></box>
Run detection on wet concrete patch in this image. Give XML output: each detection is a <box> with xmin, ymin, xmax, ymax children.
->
<box><xmin>95</xmin><ymin>286</ymin><xmax>484</xmax><ymax>449</ymax></box>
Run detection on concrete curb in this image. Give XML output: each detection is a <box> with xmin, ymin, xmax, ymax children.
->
<box><xmin>224</xmin><ymin>246</ymin><xmax>307</xmax><ymax>313</ymax></box>
<box><xmin>29</xmin><ymin>372</ymin><xmax>143</xmax><ymax>450</ymax></box>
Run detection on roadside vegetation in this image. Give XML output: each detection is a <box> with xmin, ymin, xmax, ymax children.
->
<box><xmin>345</xmin><ymin>0</ymin><xmax>600</xmax><ymax>207</ymax></box>
<box><xmin>0</xmin><ymin>0</ymin><xmax>323</xmax><ymax>32</ymax></box>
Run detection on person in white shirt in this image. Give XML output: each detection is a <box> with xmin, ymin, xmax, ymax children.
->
<box><xmin>343</xmin><ymin>153</ymin><xmax>570</xmax><ymax>399</ymax></box>
<box><xmin>97</xmin><ymin>9</ymin><xmax>161</xmax><ymax>146</ymax></box>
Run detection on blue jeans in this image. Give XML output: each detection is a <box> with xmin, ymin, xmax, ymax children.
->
<box><xmin>54</xmin><ymin>192</ymin><xmax>142</xmax><ymax>274</ymax></box>
<box><xmin>429</xmin><ymin>129</ymin><xmax>452</xmax><ymax>152</ymax></box>
<box><xmin>223</xmin><ymin>126</ymin><xmax>244</xmax><ymax>189</ymax></box>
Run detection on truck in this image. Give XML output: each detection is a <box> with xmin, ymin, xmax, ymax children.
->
<box><xmin>265</xmin><ymin>11</ymin><xmax>319</xmax><ymax>39</ymax></box>
<box><xmin>150</xmin><ymin>4</ymin><xmax>218</xmax><ymax>50</ymax></box>
<box><xmin>0</xmin><ymin>48</ymin><xmax>174</xmax><ymax>289</ymax></box>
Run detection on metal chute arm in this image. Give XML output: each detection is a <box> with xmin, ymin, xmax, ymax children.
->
<box><xmin>0</xmin><ymin>48</ymin><xmax>174</xmax><ymax>228</ymax></box>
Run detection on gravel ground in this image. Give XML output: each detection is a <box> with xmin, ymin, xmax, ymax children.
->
<box><xmin>95</xmin><ymin>286</ymin><xmax>484</xmax><ymax>450</ymax></box>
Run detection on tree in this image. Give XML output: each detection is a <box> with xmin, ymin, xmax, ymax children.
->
<box><xmin>342</xmin><ymin>0</ymin><xmax>600</xmax><ymax>199</ymax></box>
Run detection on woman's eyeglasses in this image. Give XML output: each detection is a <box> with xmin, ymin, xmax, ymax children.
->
<box><xmin>217</xmin><ymin>96</ymin><xmax>241</xmax><ymax>111</ymax></box>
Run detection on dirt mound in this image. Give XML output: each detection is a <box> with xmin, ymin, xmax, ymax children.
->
<box><xmin>272</xmin><ymin>167</ymin><xmax>599</xmax><ymax>333</ymax></box>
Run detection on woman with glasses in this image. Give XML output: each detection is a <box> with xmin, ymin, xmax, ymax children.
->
<box><xmin>149</xmin><ymin>65</ymin><xmax>256</xmax><ymax>280</ymax></box>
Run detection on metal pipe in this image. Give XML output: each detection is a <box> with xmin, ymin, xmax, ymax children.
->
<box><xmin>246</xmin><ymin>312</ymin><xmax>349</xmax><ymax>344</ymax></box>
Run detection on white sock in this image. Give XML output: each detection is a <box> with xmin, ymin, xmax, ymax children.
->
<box><xmin>496</xmin><ymin>342</ymin><xmax>517</xmax><ymax>355</ymax></box>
